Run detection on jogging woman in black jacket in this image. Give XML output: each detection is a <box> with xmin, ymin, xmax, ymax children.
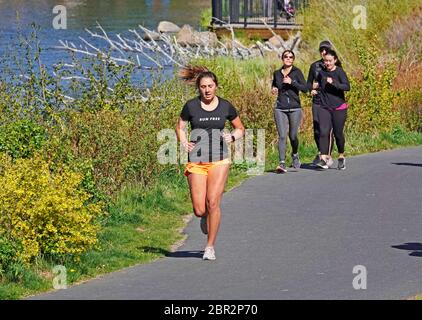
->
<box><xmin>314</xmin><ymin>49</ymin><xmax>350</xmax><ymax>170</ymax></box>
<box><xmin>272</xmin><ymin>50</ymin><xmax>308</xmax><ymax>173</ymax></box>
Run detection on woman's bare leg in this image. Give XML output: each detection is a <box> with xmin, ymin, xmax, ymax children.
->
<box><xmin>187</xmin><ymin>173</ymin><xmax>208</xmax><ymax>217</ymax></box>
<box><xmin>205</xmin><ymin>164</ymin><xmax>230</xmax><ymax>247</ymax></box>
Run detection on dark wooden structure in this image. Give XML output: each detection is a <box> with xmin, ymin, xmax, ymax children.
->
<box><xmin>211</xmin><ymin>0</ymin><xmax>309</xmax><ymax>39</ymax></box>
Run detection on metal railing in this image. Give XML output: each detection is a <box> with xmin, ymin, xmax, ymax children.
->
<box><xmin>212</xmin><ymin>0</ymin><xmax>309</xmax><ymax>28</ymax></box>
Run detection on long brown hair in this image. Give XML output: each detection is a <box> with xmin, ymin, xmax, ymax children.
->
<box><xmin>178</xmin><ymin>65</ymin><xmax>219</xmax><ymax>88</ymax></box>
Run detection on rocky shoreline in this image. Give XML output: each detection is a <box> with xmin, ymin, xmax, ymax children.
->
<box><xmin>144</xmin><ymin>20</ymin><xmax>301</xmax><ymax>55</ymax></box>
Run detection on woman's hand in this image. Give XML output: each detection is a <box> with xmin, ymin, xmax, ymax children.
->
<box><xmin>326</xmin><ymin>77</ymin><xmax>333</xmax><ymax>84</ymax></box>
<box><xmin>282</xmin><ymin>76</ymin><xmax>292</xmax><ymax>84</ymax></box>
<box><xmin>221</xmin><ymin>132</ymin><xmax>234</xmax><ymax>144</ymax></box>
<box><xmin>182</xmin><ymin>141</ymin><xmax>196</xmax><ymax>152</ymax></box>
<box><xmin>311</xmin><ymin>89</ymin><xmax>318</xmax><ymax>96</ymax></box>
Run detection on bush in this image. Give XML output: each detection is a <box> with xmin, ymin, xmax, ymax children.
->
<box><xmin>347</xmin><ymin>42</ymin><xmax>399</xmax><ymax>134</ymax></box>
<box><xmin>0</xmin><ymin>154</ymin><xmax>103</xmax><ymax>264</ymax></box>
<box><xmin>199</xmin><ymin>8</ymin><xmax>212</xmax><ymax>30</ymax></box>
<box><xmin>0</xmin><ymin>119</ymin><xmax>46</xmax><ymax>159</ymax></box>
<box><xmin>0</xmin><ymin>237</ymin><xmax>20</xmax><ymax>277</ymax></box>
<box><xmin>64</xmin><ymin>107</ymin><xmax>167</xmax><ymax>197</ymax></box>
<box><xmin>396</xmin><ymin>89</ymin><xmax>422</xmax><ymax>132</ymax></box>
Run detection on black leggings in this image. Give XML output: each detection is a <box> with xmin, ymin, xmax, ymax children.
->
<box><xmin>312</xmin><ymin>104</ymin><xmax>321</xmax><ymax>151</ymax></box>
<box><xmin>318</xmin><ymin>107</ymin><xmax>347</xmax><ymax>155</ymax></box>
<box><xmin>313</xmin><ymin>104</ymin><xmax>334</xmax><ymax>154</ymax></box>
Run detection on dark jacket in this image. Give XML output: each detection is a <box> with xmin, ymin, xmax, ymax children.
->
<box><xmin>317</xmin><ymin>66</ymin><xmax>351</xmax><ymax>109</ymax></box>
<box><xmin>307</xmin><ymin>59</ymin><xmax>325</xmax><ymax>104</ymax></box>
<box><xmin>272</xmin><ymin>66</ymin><xmax>307</xmax><ymax>110</ymax></box>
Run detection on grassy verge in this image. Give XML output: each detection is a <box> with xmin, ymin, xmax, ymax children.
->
<box><xmin>0</xmin><ymin>128</ymin><xmax>420</xmax><ymax>300</ymax></box>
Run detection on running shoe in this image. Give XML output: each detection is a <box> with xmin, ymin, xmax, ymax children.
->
<box><xmin>276</xmin><ymin>162</ymin><xmax>287</xmax><ymax>173</ymax></box>
<box><xmin>338</xmin><ymin>157</ymin><xmax>346</xmax><ymax>170</ymax></box>
<box><xmin>200</xmin><ymin>216</ymin><xmax>208</xmax><ymax>235</ymax></box>
<box><xmin>326</xmin><ymin>157</ymin><xmax>334</xmax><ymax>168</ymax></box>
<box><xmin>292</xmin><ymin>154</ymin><xmax>301</xmax><ymax>169</ymax></box>
<box><xmin>312</xmin><ymin>153</ymin><xmax>321</xmax><ymax>166</ymax></box>
<box><xmin>203</xmin><ymin>246</ymin><xmax>216</xmax><ymax>261</ymax></box>
<box><xmin>316</xmin><ymin>159</ymin><xmax>329</xmax><ymax>169</ymax></box>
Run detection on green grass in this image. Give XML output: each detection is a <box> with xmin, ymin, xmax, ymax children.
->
<box><xmin>199</xmin><ymin>8</ymin><xmax>212</xmax><ymax>31</ymax></box>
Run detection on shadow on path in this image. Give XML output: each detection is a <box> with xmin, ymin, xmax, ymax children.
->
<box><xmin>140</xmin><ymin>246</ymin><xmax>203</xmax><ymax>259</ymax></box>
<box><xmin>300</xmin><ymin>163</ymin><xmax>327</xmax><ymax>171</ymax></box>
<box><xmin>391</xmin><ymin>243</ymin><xmax>422</xmax><ymax>257</ymax></box>
<box><xmin>139</xmin><ymin>246</ymin><xmax>168</xmax><ymax>255</ymax></box>
<box><xmin>165</xmin><ymin>251</ymin><xmax>203</xmax><ymax>259</ymax></box>
<box><xmin>391</xmin><ymin>162</ymin><xmax>422</xmax><ymax>167</ymax></box>
<box><xmin>264</xmin><ymin>163</ymin><xmax>322</xmax><ymax>173</ymax></box>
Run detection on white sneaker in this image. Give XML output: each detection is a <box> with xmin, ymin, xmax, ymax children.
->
<box><xmin>200</xmin><ymin>216</ymin><xmax>208</xmax><ymax>235</ymax></box>
<box><xmin>326</xmin><ymin>157</ymin><xmax>334</xmax><ymax>168</ymax></box>
<box><xmin>203</xmin><ymin>246</ymin><xmax>216</xmax><ymax>260</ymax></box>
<box><xmin>337</xmin><ymin>157</ymin><xmax>346</xmax><ymax>170</ymax></box>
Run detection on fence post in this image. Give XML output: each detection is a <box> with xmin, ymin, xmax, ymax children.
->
<box><xmin>230</xmin><ymin>0</ymin><xmax>241</xmax><ymax>23</ymax></box>
<box><xmin>244</xmin><ymin>0</ymin><xmax>248</xmax><ymax>27</ymax></box>
<box><xmin>212</xmin><ymin>0</ymin><xmax>223</xmax><ymax>25</ymax></box>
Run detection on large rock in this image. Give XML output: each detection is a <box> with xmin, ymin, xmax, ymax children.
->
<box><xmin>176</xmin><ymin>24</ymin><xmax>195</xmax><ymax>45</ymax></box>
<box><xmin>193</xmin><ymin>31</ymin><xmax>218</xmax><ymax>47</ymax></box>
<box><xmin>157</xmin><ymin>21</ymin><xmax>180</xmax><ymax>33</ymax></box>
<box><xmin>176</xmin><ymin>25</ymin><xmax>218</xmax><ymax>47</ymax></box>
<box><xmin>267</xmin><ymin>35</ymin><xmax>285</xmax><ymax>49</ymax></box>
<box><xmin>143</xmin><ymin>30</ymin><xmax>160</xmax><ymax>41</ymax></box>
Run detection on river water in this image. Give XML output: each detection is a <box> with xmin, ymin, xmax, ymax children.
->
<box><xmin>0</xmin><ymin>0</ymin><xmax>210</xmax><ymax>79</ymax></box>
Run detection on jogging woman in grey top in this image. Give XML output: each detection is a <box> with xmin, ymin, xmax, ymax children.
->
<box><xmin>271</xmin><ymin>50</ymin><xmax>308</xmax><ymax>173</ymax></box>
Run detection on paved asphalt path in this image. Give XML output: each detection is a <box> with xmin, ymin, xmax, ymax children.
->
<box><xmin>30</xmin><ymin>147</ymin><xmax>422</xmax><ymax>300</ymax></box>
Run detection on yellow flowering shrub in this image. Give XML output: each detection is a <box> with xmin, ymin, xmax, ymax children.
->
<box><xmin>0</xmin><ymin>153</ymin><xmax>103</xmax><ymax>263</ymax></box>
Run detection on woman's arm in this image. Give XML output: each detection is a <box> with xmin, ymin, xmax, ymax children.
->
<box><xmin>291</xmin><ymin>70</ymin><xmax>309</xmax><ymax>92</ymax></box>
<box><xmin>271</xmin><ymin>71</ymin><xmax>279</xmax><ymax>95</ymax></box>
<box><xmin>272</xmin><ymin>71</ymin><xmax>278</xmax><ymax>89</ymax></box>
<box><xmin>176</xmin><ymin>118</ymin><xmax>195</xmax><ymax>152</ymax></box>
<box><xmin>306</xmin><ymin>64</ymin><xmax>316</xmax><ymax>92</ymax></box>
<box><xmin>331</xmin><ymin>68</ymin><xmax>351</xmax><ymax>91</ymax></box>
<box><xmin>222</xmin><ymin>116</ymin><xmax>245</xmax><ymax>143</ymax></box>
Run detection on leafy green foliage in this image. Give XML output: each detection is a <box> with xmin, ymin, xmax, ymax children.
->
<box><xmin>199</xmin><ymin>8</ymin><xmax>212</xmax><ymax>30</ymax></box>
<box><xmin>0</xmin><ymin>119</ymin><xmax>46</xmax><ymax>159</ymax></box>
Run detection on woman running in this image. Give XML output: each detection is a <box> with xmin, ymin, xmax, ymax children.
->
<box><xmin>271</xmin><ymin>50</ymin><xmax>308</xmax><ymax>173</ymax></box>
<box><xmin>315</xmin><ymin>49</ymin><xmax>350</xmax><ymax>170</ymax></box>
<box><xmin>307</xmin><ymin>40</ymin><xmax>335</xmax><ymax>167</ymax></box>
<box><xmin>176</xmin><ymin>66</ymin><xmax>245</xmax><ymax>260</ymax></box>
